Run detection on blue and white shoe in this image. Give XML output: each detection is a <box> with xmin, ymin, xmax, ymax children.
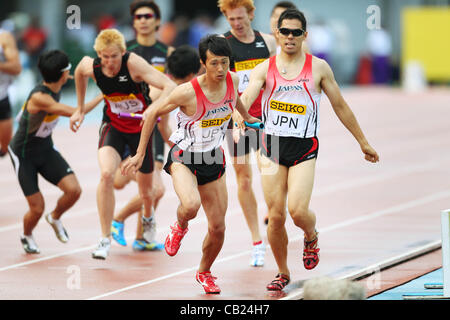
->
<box><xmin>111</xmin><ymin>220</ymin><xmax>127</xmax><ymax>246</ymax></box>
<box><xmin>132</xmin><ymin>239</ymin><xmax>164</xmax><ymax>251</ymax></box>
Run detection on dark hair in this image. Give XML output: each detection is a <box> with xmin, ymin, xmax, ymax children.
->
<box><xmin>198</xmin><ymin>34</ymin><xmax>232</xmax><ymax>64</ymax></box>
<box><xmin>129</xmin><ymin>0</ymin><xmax>161</xmax><ymax>20</ymax></box>
<box><xmin>38</xmin><ymin>50</ymin><xmax>70</xmax><ymax>83</ymax></box>
<box><xmin>167</xmin><ymin>45</ymin><xmax>201</xmax><ymax>79</ymax></box>
<box><xmin>278</xmin><ymin>8</ymin><xmax>307</xmax><ymax>31</ymax></box>
<box><xmin>271</xmin><ymin>1</ymin><xmax>297</xmax><ymax>15</ymax></box>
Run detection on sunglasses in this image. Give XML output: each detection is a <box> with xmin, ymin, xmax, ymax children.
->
<box><xmin>278</xmin><ymin>28</ymin><xmax>305</xmax><ymax>37</ymax></box>
<box><xmin>134</xmin><ymin>13</ymin><xmax>154</xmax><ymax>20</ymax></box>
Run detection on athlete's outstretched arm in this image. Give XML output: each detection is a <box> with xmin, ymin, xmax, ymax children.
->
<box><xmin>234</xmin><ymin>96</ymin><xmax>261</xmax><ymax>127</ymax></box>
<box><xmin>0</xmin><ymin>32</ymin><xmax>21</xmax><ymax>75</ymax></box>
<box><xmin>128</xmin><ymin>52</ymin><xmax>177</xmax><ymax>114</ymax></box>
<box><xmin>83</xmin><ymin>93</ymin><xmax>104</xmax><ymax>114</ymax></box>
<box><xmin>147</xmin><ymin>86</ymin><xmax>173</xmax><ymax>145</ymax></box>
<box><xmin>70</xmin><ymin>56</ymin><xmax>94</xmax><ymax>132</ymax></box>
<box><xmin>156</xmin><ymin>114</ymin><xmax>172</xmax><ymax>146</ymax></box>
<box><xmin>320</xmin><ymin>59</ymin><xmax>379</xmax><ymax>163</ymax></box>
<box><xmin>29</xmin><ymin>93</ymin><xmax>76</xmax><ymax>117</ymax></box>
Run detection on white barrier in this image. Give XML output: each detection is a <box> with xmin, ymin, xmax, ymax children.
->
<box><xmin>402</xmin><ymin>210</ymin><xmax>450</xmax><ymax>299</ymax></box>
<box><xmin>441</xmin><ymin>209</ymin><xmax>450</xmax><ymax>297</ymax></box>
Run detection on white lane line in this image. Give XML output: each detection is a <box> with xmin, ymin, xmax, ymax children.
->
<box><xmin>86</xmin><ymin>247</ymin><xmax>256</xmax><ymax>300</ymax></box>
<box><xmin>2</xmin><ymin>189</ymin><xmax>448</xmax><ymax>275</ymax></box>
<box><xmin>0</xmin><ymin>179</ymin><xmax>100</xmax><ymax>205</ymax></box>
<box><xmin>1</xmin><ymin>156</ymin><xmax>446</xmax><ymax>233</ymax></box>
<box><xmin>0</xmin><ymin>200</ymin><xmax>131</xmax><ymax>233</ymax></box>
<box><xmin>86</xmin><ymin>189</ymin><xmax>450</xmax><ymax>300</ymax></box>
<box><xmin>0</xmin><ymin>245</ymin><xmax>97</xmax><ymax>272</ymax></box>
<box><xmin>280</xmin><ymin>240</ymin><xmax>442</xmax><ymax>301</ymax></box>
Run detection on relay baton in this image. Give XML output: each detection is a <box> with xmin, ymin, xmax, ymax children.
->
<box><xmin>118</xmin><ymin>112</ymin><xmax>142</xmax><ymax>119</ymax></box>
<box><xmin>244</xmin><ymin>121</ymin><xmax>264</xmax><ymax>129</ymax></box>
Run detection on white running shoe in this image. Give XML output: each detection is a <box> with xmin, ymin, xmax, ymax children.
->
<box><xmin>20</xmin><ymin>235</ymin><xmax>40</xmax><ymax>254</ymax></box>
<box><xmin>250</xmin><ymin>242</ymin><xmax>266</xmax><ymax>267</ymax></box>
<box><xmin>142</xmin><ymin>216</ymin><xmax>156</xmax><ymax>243</ymax></box>
<box><xmin>45</xmin><ymin>213</ymin><xmax>69</xmax><ymax>243</ymax></box>
<box><xmin>92</xmin><ymin>238</ymin><xmax>111</xmax><ymax>260</ymax></box>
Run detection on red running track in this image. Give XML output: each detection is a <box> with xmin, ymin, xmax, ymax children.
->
<box><xmin>0</xmin><ymin>87</ymin><xmax>449</xmax><ymax>300</ymax></box>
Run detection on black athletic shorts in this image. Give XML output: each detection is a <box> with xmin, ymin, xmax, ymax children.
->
<box><xmin>99</xmin><ymin>122</ymin><xmax>154</xmax><ymax>174</ymax></box>
<box><xmin>8</xmin><ymin>146</ymin><xmax>74</xmax><ymax>197</ymax></box>
<box><xmin>164</xmin><ymin>145</ymin><xmax>226</xmax><ymax>186</ymax></box>
<box><xmin>0</xmin><ymin>96</ymin><xmax>12</xmax><ymax>120</ymax></box>
<box><xmin>153</xmin><ymin>126</ymin><xmax>165</xmax><ymax>163</ymax></box>
<box><xmin>261</xmin><ymin>133</ymin><xmax>319</xmax><ymax>168</ymax></box>
<box><xmin>225</xmin><ymin>117</ymin><xmax>262</xmax><ymax>157</ymax></box>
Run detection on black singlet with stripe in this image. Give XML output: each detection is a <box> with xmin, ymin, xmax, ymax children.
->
<box><xmin>126</xmin><ymin>39</ymin><xmax>170</xmax><ymax>73</ymax></box>
<box><xmin>224</xmin><ymin>30</ymin><xmax>269</xmax><ymax>118</ymax></box>
<box><xmin>223</xmin><ymin>30</ymin><xmax>270</xmax><ymax>71</ymax></box>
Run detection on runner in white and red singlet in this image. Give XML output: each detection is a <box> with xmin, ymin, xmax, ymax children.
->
<box><xmin>122</xmin><ymin>35</ymin><xmax>260</xmax><ymax>294</ymax></box>
<box><xmin>238</xmin><ymin>9</ymin><xmax>379</xmax><ymax>292</ymax></box>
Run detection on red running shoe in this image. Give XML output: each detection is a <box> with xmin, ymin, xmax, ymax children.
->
<box><xmin>266</xmin><ymin>273</ymin><xmax>290</xmax><ymax>291</ymax></box>
<box><xmin>303</xmin><ymin>232</ymin><xmax>320</xmax><ymax>270</ymax></box>
<box><xmin>196</xmin><ymin>271</ymin><xmax>221</xmax><ymax>294</ymax></box>
<box><xmin>165</xmin><ymin>221</ymin><xmax>188</xmax><ymax>256</ymax></box>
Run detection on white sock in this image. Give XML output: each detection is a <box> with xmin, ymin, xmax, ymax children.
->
<box><xmin>47</xmin><ymin>213</ymin><xmax>60</xmax><ymax>223</ymax></box>
<box><xmin>23</xmin><ymin>234</ymin><xmax>34</xmax><ymax>241</ymax></box>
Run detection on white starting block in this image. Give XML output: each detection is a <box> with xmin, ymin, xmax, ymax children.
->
<box><xmin>403</xmin><ymin>210</ymin><xmax>450</xmax><ymax>300</ymax></box>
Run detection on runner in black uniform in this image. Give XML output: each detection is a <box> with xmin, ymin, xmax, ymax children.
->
<box><xmin>128</xmin><ymin>1</ymin><xmax>174</xmax><ymax>168</ymax></box>
<box><xmin>8</xmin><ymin>50</ymin><xmax>101</xmax><ymax>254</ymax></box>
<box><xmin>219</xmin><ymin>0</ymin><xmax>277</xmax><ymax>267</ymax></box>
<box><xmin>70</xmin><ymin>28</ymin><xmax>176</xmax><ymax>260</ymax></box>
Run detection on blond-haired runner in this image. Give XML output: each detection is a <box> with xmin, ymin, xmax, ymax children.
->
<box><xmin>70</xmin><ymin>28</ymin><xmax>176</xmax><ymax>259</ymax></box>
<box><xmin>122</xmin><ymin>35</ymin><xmax>260</xmax><ymax>294</ymax></box>
<box><xmin>218</xmin><ymin>0</ymin><xmax>276</xmax><ymax>268</ymax></box>
<box><xmin>238</xmin><ymin>9</ymin><xmax>379</xmax><ymax>291</ymax></box>
<box><xmin>111</xmin><ymin>46</ymin><xmax>201</xmax><ymax>251</ymax></box>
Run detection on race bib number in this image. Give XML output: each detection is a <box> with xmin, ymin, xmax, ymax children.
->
<box><xmin>105</xmin><ymin>94</ymin><xmax>144</xmax><ymax>114</ymax></box>
<box><xmin>35</xmin><ymin>114</ymin><xmax>59</xmax><ymax>138</ymax></box>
